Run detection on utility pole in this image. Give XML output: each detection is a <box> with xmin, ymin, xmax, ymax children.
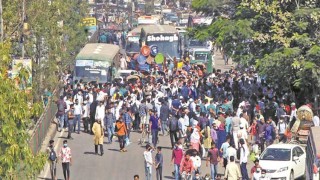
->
<box><xmin>0</xmin><ymin>0</ymin><xmax>3</xmax><ymax>43</ymax></box>
<box><xmin>21</xmin><ymin>0</ymin><xmax>26</xmax><ymax>58</ymax></box>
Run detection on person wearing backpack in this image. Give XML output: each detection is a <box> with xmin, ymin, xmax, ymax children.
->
<box><xmin>57</xmin><ymin>96</ymin><xmax>67</xmax><ymax>132</ymax></box>
<box><xmin>277</xmin><ymin>117</ymin><xmax>287</xmax><ymax>143</ymax></box>
<box><xmin>47</xmin><ymin>140</ymin><xmax>57</xmax><ymax>180</ymax></box>
<box><xmin>168</xmin><ymin>113</ymin><xmax>179</xmax><ymax>149</ymax></box>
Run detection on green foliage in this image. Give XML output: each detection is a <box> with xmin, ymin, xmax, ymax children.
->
<box><xmin>0</xmin><ymin>45</ymin><xmax>46</xmax><ymax>179</ymax></box>
<box><xmin>190</xmin><ymin>0</ymin><xmax>320</xmax><ymax>102</ymax></box>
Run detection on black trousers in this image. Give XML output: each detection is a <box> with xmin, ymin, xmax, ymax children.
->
<box><xmin>83</xmin><ymin>117</ymin><xmax>90</xmax><ymax>132</ymax></box>
<box><xmin>156</xmin><ymin>166</ymin><xmax>163</xmax><ymax>180</ymax></box>
<box><xmin>95</xmin><ymin>144</ymin><xmax>104</xmax><ymax>154</ymax></box>
<box><xmin>169</xmin><ymin>130</ymin><xmax>179</xmax><ymax>148</ymax></box>
<box><xmin>62</xmin><ymin>162</ymin><xmax>70</xmax><ymax>180</ymax></box>
<box><xmin>118</xmin><ymin>135</ymin><xmax>125</xmax><ymax>150</ymax></box>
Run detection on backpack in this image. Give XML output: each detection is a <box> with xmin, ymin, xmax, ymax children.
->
<box><xmin>58</xmin><ymin>101</ymin><xmax>66</xmax><ymax>112</ymax></box>
<box><xmin>169</xmin><ymin>118</ymin><xmax>178</xmax><ymax>131</ymax></box>
<box><xmin>49</xmin><ymin>147</ymin><xmax>57</xmax><ymax>161</ymax></box>
<box><xmin>131</xmin><ymin>103</ymin><xmax>138</xmax><ymax>114</ymax></box>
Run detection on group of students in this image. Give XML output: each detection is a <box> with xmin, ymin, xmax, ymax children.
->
<box><xmin>52</xmin><ymin>59</ymin><xmax>313</xmax><ymax>180</ymax></box>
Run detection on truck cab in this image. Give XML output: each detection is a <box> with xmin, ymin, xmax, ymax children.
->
<box><xmin>189</xmin><ymin>48</ymin><xmax>214</xmax><ymax>74</ymax></box>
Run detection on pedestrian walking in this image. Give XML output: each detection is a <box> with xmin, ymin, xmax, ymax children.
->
<box><xmin>73</xmin><ymin>99</ymin><xmax>82</xmax><ymax>134</ymax></box>
<box><xmin>206</xmin><ymin>142</ymin><xmax>220</xmax><ymax>180</ymax></box>
<box><xmin>149</xmin><ymin>110</ymin><xmax>161</xmax><ymax>148</ymax></box>
<box><xmin>239</xmin><ymin>139</ymin><xmax>249</xmax><ymax>180</ymax></box>
<box><xmin>115</xmin><ymin>117</ymin><xmax>127</xmax><ymax>152</ymax></box>
<box><xmin>67</xmin><ymin>104</ymin><xmax>74</xmax><ymax>139</ymax></box>
<box><xmin>57</xmin><ymin>96</ymin><xmax>67</xmax><ymax>132</ymax></box>
<box><xmin>220</xmin><ymin>136</ymin><xmax>231</xmax><ymax>168</ymax></box>
<box><xmin>47</xmin><ymin>140</ymin><xmax>57</xmax><ymax>180</ymax></box>
<box><xmin>168</xmin><ymin>113</ymin><xmax>179</xmax><ymax>149</ymax></box>
<box><xmin>155</xmin><ymin>146</ymin><xmax>163</xmax><ymax>180</ymax></box>
<box><xmin>171</xmin><ymin>142</ymin><xmax>184</xmax><ymax>180</ymax></box>
<box><xmin>59</xmin><ymin>140</ymin><xmax>72</xmax><ymax>180</ymax></box>
<box><xmin>144</xmin><ymin>144</ymin><xmax>153</xmax><ymax>180</ymax></box>
<box><xmin>105</xmin><ymin>107</ymin><xmax>116</xmax><ymax>144</ymax></box>
<box><xmin>180</xmin><ymin>153</ymin><xmax>194</xmax><ymax>180</ymax></box>
<box><xmin>82</xmin><ymin>99</ymin><xmax>90</xmax><ymax>133</ymax></box>
<box><xmin>224</xmin><ymin>156</ymin><xmax>241</xmax><ymax>180</ymax></box>
<box><xmin>92</xmin><ymin>119</ymin><xmax>104</xmax><ymax>156</ymax></box>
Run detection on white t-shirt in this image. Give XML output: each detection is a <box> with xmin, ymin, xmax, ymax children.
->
<box><xmin>313</xmin><ymin>116</ymin><xmax>320</xmax><ymax>126</ymax></box>
<box><xmin>144</xmin><ymin>151</ymin><xmax>153</xmax><ymax>168</ymax></box>
<box><xmin>226</xmin><ymin>147</ymin><xmax>237</xmax><ymax>162</ymax></box>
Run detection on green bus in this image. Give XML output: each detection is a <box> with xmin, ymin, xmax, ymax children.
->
<box><xmin>189</xmin><ymin>48</ymin><xmax>214</xmax><ymax>74</ymax></box>
<box><xmin>74</xmin><ymin>43</ymin><xmax>120</xmax><ymax>83</ymax></box>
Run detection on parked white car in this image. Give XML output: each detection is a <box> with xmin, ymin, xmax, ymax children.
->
<box><xmin>259</xmin><ymin>144</ymin><xmax>306</xmax><ymax>180</ymax></box>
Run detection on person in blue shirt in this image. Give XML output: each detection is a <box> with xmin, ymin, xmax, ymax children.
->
<box><xmin>155</xmin><ymin>146</ymin><xmax>163</xmax><ymax>180</ymax></box>
<box><xmin>149</xmin><ymin>110</ymin><xmax>161</xmax><ymax>148</ymax></box>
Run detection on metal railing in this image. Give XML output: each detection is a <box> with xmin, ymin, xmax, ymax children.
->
<box><xmin>28</xmin><ymin>89</ymin><xmax>59</xmax><ymax>154</ymax></box>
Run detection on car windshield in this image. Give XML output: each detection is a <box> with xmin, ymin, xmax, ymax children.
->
<box><xmin>260</xmin><ymin>148</ymin><xmax>291</xmax><ymax>161</ymax></box>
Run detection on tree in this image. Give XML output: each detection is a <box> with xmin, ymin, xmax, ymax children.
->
<box><xmin>0</xmin><ymin>42</ymin><xmax>46</xmax><ymax>179</ymax></box>
<box><xmin>191</xmin><ymin>0</ymin><xmax>320</xmax><ymax>103</ymax></box>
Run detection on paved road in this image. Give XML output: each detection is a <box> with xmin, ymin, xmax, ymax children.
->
<box><xmin>38</xmin><ymin>52</ymin><xmax>243</xmax><ymax>180</ymax></box>
<box><xmin>39</xmin><ymin>129</ymin><xmax>254</xmax><ymax>180</ymax></box>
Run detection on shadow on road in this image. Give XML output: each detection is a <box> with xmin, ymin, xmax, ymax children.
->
<box><xmin>108</xmin><ymin>148</ymin><xmax>120</xmax><ymax>152</ymax></box>
<box><xmin>84</xmin><ymin>151</ymin><xmax>96</xmax><ymax>155</ymax></box>
<box><xmin>164</xmin><ymin>175</ymin><xmax>175</xmax><ymax>179</ymax></box>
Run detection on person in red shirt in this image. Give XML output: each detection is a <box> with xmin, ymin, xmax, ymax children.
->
<box><xmin>171</xmin><ymin>142</ymin><xmax>183</xmax><ymax>180</ymax></box>
<box><xmin>250</xmin><ymin>159</ymin><xmax>261</xmax><ymax>179</ymax></box>
<box><xmin>180</xmin><ymin>153</ymin><xmax>194</xmax><ymax>178</ymax></box>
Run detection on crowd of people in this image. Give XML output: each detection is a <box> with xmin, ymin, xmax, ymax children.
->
<box><xmin>48</xmin><ymin>57</ymin><xmax>320</xmax><ymax>180</ymax></box>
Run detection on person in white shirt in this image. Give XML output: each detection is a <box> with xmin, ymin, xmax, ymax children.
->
<box><xmin>82</xmin><ymin>99</ymin><xmax>90</xmax><ymax>133</ymax></box>
<box><xmin>73</xmin><ymin>99</ymin><xmax>83</xmax><ymax>134</ymax></box>
<box><xmin>95</xmin><ymin>101</ymin><xmax>106</xmax><ymax>127</ymax></box>
<box><xmin>313</xmin><ymin>114</ymin><xmax>320</xmax><ymax>127</ymax></box>
<box><xmin>237</xmin><ymin>124</ymin><xmax>248</xmax><ymax>143</ymax></box>
<box><xmin>226</xmin><ymin>145</ymin><xmax>237</xmax><ymax>163</ymax></box>
<box><xmin>119</xmin><ymin>55</ymin><xmax>127</xmax><ymax>70</ymax></box>
<box><xmin>144</xmin><ymin>144</ymin><xmax>153</xmax><ymax>180</ymax></box>
<box><xmin>239</xmin><ymin>139</ymin><xmax>249</xmax><ymax>179</ymax></box>
<box><xmin>240</xmin><ymin>113</ymin><xmax>249</xmax><ymax>131</ymax></box>
<box><xmin>73</xmin><ymin>91</ymin><xmax>83</xmax><ymax>105</ymax></box>
<box><xmin>289</xmin><ymin>103</ymin><xmax>297</xmax><ymax>122</ymax></box>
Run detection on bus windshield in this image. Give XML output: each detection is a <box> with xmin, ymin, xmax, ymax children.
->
<box><xmin>75</xmin><ymin>60</ymin><xmax>110</xmax><ymax>82</ymax></box>
<box><xmin>125</xmin><ymin>42</ymin><xmax>140</xmax><ymax>53</ymax></box>
<box><xmin>147</xmin><ymin>41</ymin><xmax>180</xmax><ymax>60</ymax></box>
<box><xmin>195</xmin><ymin>53</ymin><xmax>208</xmax><ymax>61</ymax></box>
